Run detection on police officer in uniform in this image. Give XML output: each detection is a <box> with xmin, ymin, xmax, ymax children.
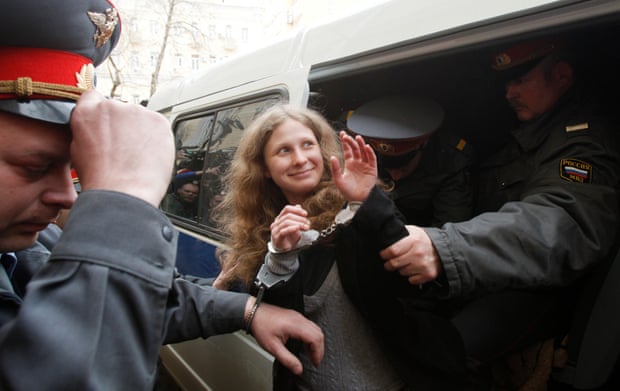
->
<box><xmin>0</xmin><ymin>1</ymin><xmax>323</xmax><ymax>389</ymax></box>
<box><xmin>347</xmin><ymin>96</ymin><xmax>473</xmax><ymax>227</ymax></box>
<box><xmin>351</xmin><ymin>40</ymin><xmax>620</xmax><ymax>388</ymax></box>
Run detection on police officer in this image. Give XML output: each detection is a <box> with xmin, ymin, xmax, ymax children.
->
<box><xmin>348</xmin><ymin>96</ymin><xmax>473</xmax><ymax>226</ymax></box>
<box><xmin>353</xmin><ymin>39</ymin><xmax>620</xmax><ymax>387</ymax></box>
<box><xmin>0</xmin><ymin>1</ymin><xmax>323</xmax><ymax>389</ymax></box>
<box><xmin>162</xmin><ymin>176</ymin><xmax>200</xmax><ymax>219</ymax></box>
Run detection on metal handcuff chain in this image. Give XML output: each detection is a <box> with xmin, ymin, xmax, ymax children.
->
<box><xmin>247</xmin><ymin>202</ymin><xmax>362</xmax><ymax>333</ymax></box>
<box><xmin>255</xmin><ymin>201</ymin><xmax>362</xmax><ymax>290</ymax></box>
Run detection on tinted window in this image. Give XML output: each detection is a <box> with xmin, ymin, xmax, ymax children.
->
<box><xmin>162</xmin><ymin>97</ymin><xmax>281</xmax><ymax>235</ymax></box>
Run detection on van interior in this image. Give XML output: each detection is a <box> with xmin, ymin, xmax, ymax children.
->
<box><xmin>307</xmin><ymin>8</ymin><xmax>619</xmax><ymax>159</ymax></box>
<box><xmin>306</xmin><ymin>7</ymin><xmax>620</xmax><ymax>390</ymax></box>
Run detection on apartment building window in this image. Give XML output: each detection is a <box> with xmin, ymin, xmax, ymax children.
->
<box><xmin>241</xmin><ymin>27</ymin><xmax>248</xmax><ymax>43</ymax></box>
<box><xmin>130</xmin><ymin>17</ymin><xmax>138</xmax><ymax>32</ymax></box>
<box><xmin>225</xmin><ymin>25</ymin><xmax>232</xmax><ymax>39</ymax></box>
<box><xmin>175</xmin><ymin>53</ymin><xmax>183</xmax><ymax>68</ymax></box>
<box><xmin>208</xmin><ymin>25</ymin><xmax>216</xmax><ymax>39</ymax></box>
<box><xmin>191</xmin><ymin>55</ymin><xmax>200</xmax><ymax>71</ymax></box>
<box><xmin>150</xmin><ymin>20</ymin><xmax>159</xmax><ymax>36</ymax></box>
<box><xmin>173</xmin><ymin>24</ymin><xmax>182</xmax><ymax>36</ymax></box>
<box><xmin>131</xmin><ymin>52</ymin><xmax>140</xmax><ymax>72</ymax></box>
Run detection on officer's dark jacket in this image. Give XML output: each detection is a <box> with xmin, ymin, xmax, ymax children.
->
<box><xmin>263</xmin><ymin>187</ymin><xmax>468</xmax><ymax>390</ymax></box>
<box><xmin>427</xmin><ymin>89</ymin><xmax>620</xmax><ymax>299</ymax></box>
<box><xmin>386</xmin><ymin>130</ymin><xmax>474</xmax><ymax>227</ymax></box>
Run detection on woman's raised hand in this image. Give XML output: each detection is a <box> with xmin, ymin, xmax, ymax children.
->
<box><xmin>331</xmin><ymin>131</ymin><xmax>377</xmax><ymax>203</ymax></box>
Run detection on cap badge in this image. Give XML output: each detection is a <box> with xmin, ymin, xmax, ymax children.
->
<box><xmin>494</xmin><ymin>53</ymin><xmax>512</xmax><ymax>68</ymax></box>
<box><xmin>376</xmin><ymin>142</ymin><xmax>395</xmax><ymax>154</ymax></box>
<box><xmin>76</xmin><ymin>64</ymin><xmax>95</xmax><ymax>90</ymax></box>
<box><xmin>0</xmin><ymin>63</ymin><xmax>94</xmax><ymax>100</ymax></box>
<box><xmin>88</xmin><ymin>8</ymin><xmax>119</xmax><ymax>48</ymax></box>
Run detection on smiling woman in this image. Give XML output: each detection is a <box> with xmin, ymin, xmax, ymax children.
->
<box><xmin>212</xmin><ymin>104</ymin><xmax>417</xmax><ymax>390</ymax></box>
<box><xmin>213</xmin><ymin>105</ymin><xmax>346</xmax><ymax>289</ymax></box>
<box><xmin>263</xmin><ymin>118</ymin><xmax>326</xmax><ymax>205</ymax></box>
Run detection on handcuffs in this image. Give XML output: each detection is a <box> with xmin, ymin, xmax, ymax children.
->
<box><xmin>246</xmin><ymin>202</ymin><xmax>361</xmax><ymax>333</ymax></box>
<box><xmin>259</xmin><ymin>201</ymin><xmax>361</xmax><ymax>283</ymax></box>
<box><xmin>265</xmin><ymin>201</ymin><xmax>361</xmax><ymax>256</ymax></box>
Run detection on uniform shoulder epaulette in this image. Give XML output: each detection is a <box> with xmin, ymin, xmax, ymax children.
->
<box><xmin>455</xmin><ymin>138</ymin><xmax>467</xmax><ymax>151</ymax></box>
<box><xmin>565</xmin><ymin>122</ymin><xmax>589</xmax><ymax>133</ymax></box>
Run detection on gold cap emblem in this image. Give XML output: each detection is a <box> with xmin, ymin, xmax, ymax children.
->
<box><xmin>88</xmin><ymin>8</ymin><xmax>119</xmax><ymax>48</ymax></box>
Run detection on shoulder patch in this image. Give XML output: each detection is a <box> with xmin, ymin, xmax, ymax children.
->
<box><xmin>559</xmin><ymin>158</ymin><xmax>592</xmax><ymax>183</ymax></box>
<box><xmin>565</xmin><ymin>122</ymin><xmax>589</xmax><ymax>132</ymax></box>
<box><xmin>455</xmin><ymin>138</ymin><xmax>467</xmax><ymax>151</ymax></box>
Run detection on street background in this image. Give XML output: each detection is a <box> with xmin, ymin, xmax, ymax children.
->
<box><xmin>97</xmin><ymin>0</ymin><xmax>385</xmax><ymax>103</ymax></box>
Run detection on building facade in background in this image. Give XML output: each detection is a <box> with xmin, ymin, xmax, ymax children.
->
<box><xmin>96</xmin><ymin>0</ymin><xmax>373</xmax><ymax>103</ymax></box>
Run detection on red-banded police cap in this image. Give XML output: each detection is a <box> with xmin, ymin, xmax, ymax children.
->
<box><xmin>491</xmin><ymin>39</ymin><xmax>565</xmax><ymax>82</ymax></box>
<box><xmin>347</xmin><ymin>96</ymin><xmax>444</xmax><ymax>156</ymax></box>
<box><xmin>0</xmin><ymin>0</ymin><xmax>121</xmax><ymax>124</ymax></box>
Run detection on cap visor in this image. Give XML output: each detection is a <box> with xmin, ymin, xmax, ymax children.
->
<box><xmin>0</xmin><ymin>100</ymin><xmax>74</xmax><ymax>124</ymax></box>
<box><xmin>494</xmin><ymin>58</ymin><xmax>544</xmax><ymax>84</ymax></box>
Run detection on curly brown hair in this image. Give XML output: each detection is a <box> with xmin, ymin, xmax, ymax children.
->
<box><xmin>212</xmin><ymin>104</ymin><xmax>346</xmax><ymax>288</ymax></box>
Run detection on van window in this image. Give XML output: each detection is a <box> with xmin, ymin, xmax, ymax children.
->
<box><xmin>162</xmin><ymin>96</ymin><xmax>282</xmax><ymax>234</ymax></box>
<box><xmin>161</xmin><ymin>115</ymin><xmax>213</xmax><ymax>222</ymax></box>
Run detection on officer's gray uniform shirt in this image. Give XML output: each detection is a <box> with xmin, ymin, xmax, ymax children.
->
<box><xmin>0</xmin><ymin>191</ymin><xmax>248</xmax><ymax>390</ymax></box>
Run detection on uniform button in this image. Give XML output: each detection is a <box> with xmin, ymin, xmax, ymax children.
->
<box><xmin>162</xmin><ymin>225</ymin><xmax>173</xmax><ymax>241</ymax></box>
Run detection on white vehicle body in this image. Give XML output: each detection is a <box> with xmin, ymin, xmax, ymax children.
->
<box><xmin>150</xmin><ymin>1</ymin><xmax>620</xmax><ymax>389</ymax></box>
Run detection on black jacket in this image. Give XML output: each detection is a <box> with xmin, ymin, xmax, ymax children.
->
<box><xmin>428</xmin><ymin>90</ymin><xmax>620</xmax><ymax>299</ymax></box>
<box><xmin>263</xmin><ymin>187</ymin><xmax>468</xmax><ymax>390</ymax></box>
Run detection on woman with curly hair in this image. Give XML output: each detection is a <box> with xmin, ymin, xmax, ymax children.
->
<box><xmin>213</xmin><ymin>105</ymin><xmax>346</xmax><ymax>287</ymax></box>
<box><xmin>211</xmin><ymin>104</ymin><xmax>465</xmax><ymax>390</ymax></box>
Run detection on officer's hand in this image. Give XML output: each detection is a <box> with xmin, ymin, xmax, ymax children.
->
<box><xmin>247</xmin><ymin>298</ymin><xmax>324</xmax><ymax>375</ymax></box>
<box><xmin>380</xmin><ymin>225</ymin><xmax>442</xmax><ymax>285</ymax></box>
<box><xmin>70</xmin><ymin>90</ymin><xmax>175</xmax><ymax>207</ymax></box>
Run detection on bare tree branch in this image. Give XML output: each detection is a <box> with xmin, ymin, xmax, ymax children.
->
<box><xmin>151</xmin><ymin>0</ymin><xmax>177</xmax><ymax>96</ymax></box>
<box><xmin>107</xmin><ymin>56</ymin><xmax>122</xmax><ymax>98</ymax></box>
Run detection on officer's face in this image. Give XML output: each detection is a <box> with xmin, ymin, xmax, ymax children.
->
<box><xmin>504</xmin><ymin>58</ymin><xmax>567</xmax><ymax>122</ymax></box>
<box><xmin>383</xmin><ymin>151</ymin><xmax>423</xmax><ymax>181</ymax></box>
<box><xmin>0</xmin><ymin>111</ymin><xmax>76</xmax><ymax>252</ymax></box>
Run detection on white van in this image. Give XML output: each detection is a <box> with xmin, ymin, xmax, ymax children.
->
<box><xmin>149</xmin><ymin>0</ymin><xmax>620</xmax><ymax>389</ymax></box>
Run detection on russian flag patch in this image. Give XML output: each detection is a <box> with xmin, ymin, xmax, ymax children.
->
<box><xmin>560</xmin><ymin>158</ymin><xmax>592</xmax><ymax>183</ymax></box>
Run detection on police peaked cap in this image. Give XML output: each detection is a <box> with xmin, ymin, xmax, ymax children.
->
<box><xmin>347</xmin><ymin>96</ymin><xmax>444</xmax><ymax>156</ymax></box>
<box><xmin>491</xmin><ymin>38</ymin><xmax>565</xmax><ymax>82</ymax></box>
<box><xmin>0</xmin><ymin>0</ymin><xmax>121</xmax><ymax>124</ymax></box>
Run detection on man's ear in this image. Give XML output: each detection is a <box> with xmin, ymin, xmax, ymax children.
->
<box><xmin>554</xmin><ymin>61</ymin><xmax>575</xmax><ymax>91</ymax></box>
